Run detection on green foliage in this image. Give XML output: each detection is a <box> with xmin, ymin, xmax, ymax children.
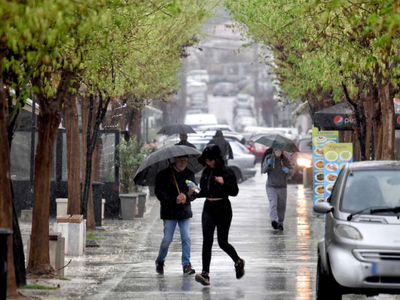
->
<box><xmin>224</xmin><ymin>0</ymin><xmax>400</xmax><ymax>102</ymax></box>
<box><xmin>20</xmin><ymin>285</ymin><xmax>58</xmax><ymax>290</ymax></box>
<box><xmin>86</xmin><ymin>231</ymin><xmax>106</xmax><ymax>241</ymax></box>
<box><xmin>117</xmin><ymin>137</ymin><xmax>152</xmax><ymax>193</ymax></box>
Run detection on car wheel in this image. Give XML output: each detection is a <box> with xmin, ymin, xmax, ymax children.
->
<box><xmin>231</xmin><ymin>167</ymin><xmax>243</xmax><ymax>183</ymax></box>
<box><xmin>316</xmin><ymin>257</ymin><xmax>342</xmax><ymax>300</ymax></box>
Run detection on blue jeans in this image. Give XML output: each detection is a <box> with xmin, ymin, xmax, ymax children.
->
<box><xmin>156</xmin><ymin>218</ymin><xmax>191</xmax><ymax>266</ymax></box>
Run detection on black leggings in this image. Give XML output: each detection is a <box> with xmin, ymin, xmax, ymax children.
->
<box><xmin>201</xmin><ymin>199</ymin><xmax>240</xmax><ymax>273</ymax></box>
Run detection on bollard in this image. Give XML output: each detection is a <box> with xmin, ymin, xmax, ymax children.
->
<box><xmin>0</xmin><ymin>228</ymin><xmax>13</xmax><ymax>300</ymax></box>
<box><xmin>136</xmin><ymin>192</ymin><xmax>147</xmax><ymax>218</ymax></box>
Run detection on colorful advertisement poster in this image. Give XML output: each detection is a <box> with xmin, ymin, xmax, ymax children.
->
<box><xmin>312</xmin><ymin>127</ymin><xmax>339</xmax><ymax>207</ymax></box>
<box><xmin>323</xmin><ymin>143</ymin><xmax>353</xmax><ymax>201</ymax></box>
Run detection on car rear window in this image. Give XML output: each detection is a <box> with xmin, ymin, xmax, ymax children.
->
<box><xmin>342</xmin><ymin>170</ymin><xmax>400</xmax><ymax>211</ymax></box>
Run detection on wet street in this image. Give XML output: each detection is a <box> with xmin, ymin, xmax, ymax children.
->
<box><xmin>20</xmin><ymin>166</ymin><xmax>400</xmax><ymax>299</ymax></box>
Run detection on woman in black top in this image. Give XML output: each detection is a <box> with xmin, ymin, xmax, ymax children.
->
<box><xmin>193</xmin><ymin>144</ymin><xmax>245</xmax><ymax>286</ymax></box>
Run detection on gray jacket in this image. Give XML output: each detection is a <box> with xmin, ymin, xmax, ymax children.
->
<box><xmin>261</xmin><ymin>154</ymin><xmax>292</xmax><ymax>188</ymax></box>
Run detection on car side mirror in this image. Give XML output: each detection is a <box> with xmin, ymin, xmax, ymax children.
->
<box><xmin>313</xmin><ymin>202</ymin><xmax>334</xmax><ymax>214</ymax></box>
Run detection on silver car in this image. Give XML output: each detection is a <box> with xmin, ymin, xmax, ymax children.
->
<box><xmin>188</xmin><ymin>137</ymin><xmax>257</xmax><ymax>183</ymax></box>
<box><xmin>314</xmin><ymin>161</ymin><xmax>400</xmax><ymax>299</ymax></box>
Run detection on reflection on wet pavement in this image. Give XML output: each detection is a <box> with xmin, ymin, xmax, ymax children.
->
<box><xmin>18</xmin><ymin>166</ymin><xmax>400</xmax><ymax>299</ymax></box>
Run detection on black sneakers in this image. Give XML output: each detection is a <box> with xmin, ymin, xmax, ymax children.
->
<box><xmin>278</xmin><ymin>224</ymin><xmax>284</xmax><ymax>231</ymax></box>
<box><xmin>195</xmin><ymin>272</ymin><xmax>210</xmax><ymax>286</ymax></box>
<box><xmin>271</xmin><ymin>221</ymin><xmax>278</xmax><ymax>230</ymax></box>
<box><xmin>155</xmin><ymin>260</ymin><xmax>164</xmax><ymax>275</ymax></box>
<box><xmin>235</xmin><ymin>258</ymin><xmax>245</xmax><ymax>279</ymax></box>
<box><xmin>183</xmin><ymin>263</ymin><xmax>195</xmax><ymax>275</ymax></box>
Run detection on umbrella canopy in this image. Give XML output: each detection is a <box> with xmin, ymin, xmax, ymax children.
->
<box><xmin>157</xmin><ymin>124</ymin><xmax>197</xmax><ymax>135</ymax></box>
<box><xmin>314</xmin><ymin>102</ymin><xmax>356</xmax><ymax>131</ymax></box>
<box><xmin>253</xmin><ymin>134</ymin><xmax>299</xmax><ymax>153</ymax></box>
<box><xmin>134</xmin><ymin>145</ymin><xmax>203</xmax><ymax>186</ymax></box>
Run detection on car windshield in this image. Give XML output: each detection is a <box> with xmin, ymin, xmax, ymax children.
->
<box><xmin>298</xmin><ymin>139</ymin><xmax>312</xmax><ymax>152</ymax></box>
<box><xmin>342</xmin><ymin>170</ymin><xmax>400</xmax><ymax>212</ymax></box>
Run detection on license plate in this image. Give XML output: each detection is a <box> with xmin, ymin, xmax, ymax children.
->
<box><xmin>372</xmin><ymin>262</ymin><xmax>400</xmax><ymax>275</ymax></box>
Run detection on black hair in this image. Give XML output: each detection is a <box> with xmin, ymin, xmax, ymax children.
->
<box><xmin>197</xmin><ymin>144</ymin><xmax>225</xmax><ymax>167</ymax></box>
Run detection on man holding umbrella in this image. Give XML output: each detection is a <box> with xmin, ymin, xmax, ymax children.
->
<box><xmin>154</xmin><ymin>154</ymin><xmax>197</xmax><ymax>275</ymax></box>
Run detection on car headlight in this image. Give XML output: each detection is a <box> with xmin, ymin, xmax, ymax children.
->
<box><xmin>296</xmin><ymin>157</ymin><xmax>312</xmax><ymax>168</ymax></box>
<box><xmin>335</xmin><ymin>224</ymin><xmax>363</xmax><ymax>240</ymax></box>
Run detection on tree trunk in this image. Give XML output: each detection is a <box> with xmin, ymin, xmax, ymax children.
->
<box><xmin>373</xmin><ymin>95</ymin><xmax>382</xmax><ymax>160</ymax></box>
<box><xmin>27</xmin><ymin>69</ymin><xmax>73</xmax><ymax>275</ymax></box>
<box><xmin>81</xmin><ymin>92</ymin><xmax>111</xmax><ymax>231</ymax></box>
<box><xmin>129</xmin><ymin>106</ymin><xmax>142</xmax><ymax>142</ymax></box>
<box><xmin>64</xmin><ymin>88</ymin><xmax>81</xmax><ymax>215</ymax></box>
<box><xmin>363</xmin><ymin>89</ymin><xmax>376</xmax><ymax>161</ymax></box>
<box><xmin>80</xmin><ymin>95</ymin><xmax>95</xmax><ymax>229</ymax></box>
<box><xmin>0</xmin><ymin>62</ymin><xmax>18</xmax><ymax>297</ymax></box>
<box><xmin>378</xmin><ymin>80</ymin><xmax>395</xmax><ymax>160</ymax></box>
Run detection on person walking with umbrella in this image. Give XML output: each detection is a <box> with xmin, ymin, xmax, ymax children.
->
<box><xmin>261</xmin><ymin>148</ymin><xmax>293</xmax><ymax>231</ymax></box>
<box><xmin>154</xmin><ymin>154</ymin><xmax>197</xmax><ymax>276</ymax></box>
<box><xmin>194</xmin><ymin>144</ymin><xmax>245</xmax><ymax>286</ymax></box>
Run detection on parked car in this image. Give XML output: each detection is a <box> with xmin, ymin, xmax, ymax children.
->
<box><xmin>212</xmin><ymin>82</ymin><xmax>239</xmax><ymax>97</ymax></box>
<box><xmin>187</xmin><ymin>137</ymin><xmax>256</xmax><ymax>183</ymax></box>
<box><xmin>187</xmin><ymin>69</ymin><xmax>209</xmax><ymax>83</ymax></box>
<box><xmin>314</xmin><ymin>161</ymin><xmax>400</xmax><ymax>299</ymax></box>
<box><xmin>288</xmin><ymin>135</ymin><xmax>312</xmax><ymax>183</ymax></box>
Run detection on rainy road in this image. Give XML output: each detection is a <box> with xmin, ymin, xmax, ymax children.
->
<box><xmin>67</xmin><ymin>170</ymin><xmax>399</xmax><ymax>300</ymax></box>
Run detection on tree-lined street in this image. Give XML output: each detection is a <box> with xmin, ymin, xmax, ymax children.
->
<box><xmin>17</xmin><ymin>168</ymin><xmax>400</xmax><ymax>299</ymax></box>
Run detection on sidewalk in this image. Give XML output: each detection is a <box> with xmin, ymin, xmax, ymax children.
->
<box><xmin>18</xmin><ymin>169</ymin><xmax>324</xmax><ymax>300</ymax></box>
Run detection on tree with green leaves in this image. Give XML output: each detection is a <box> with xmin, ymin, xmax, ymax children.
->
<box><xmin>225</xmin><ymin>0</ymin><xmax>400</xmax><ymax>160</ymax></box>
<box><xmin>1</xmin><ymin>0</ymin><xmax>219</xmax><ymax>283</ymax></box>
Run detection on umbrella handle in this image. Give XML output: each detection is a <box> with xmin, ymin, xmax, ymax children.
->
<box><xmin>171</xmin><ymin>167</ymin><xmax>186</xmax><ymax>204</ymax></box>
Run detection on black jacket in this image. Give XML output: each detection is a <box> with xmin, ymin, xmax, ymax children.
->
<box><xmin>175</xmin><ymin>140</ymin><xmax>196</xmax><ymax>149</ymax></box>
<box><xmin>155</xmin><ymin>165</ymin><xmax>196</xmax><ymax>220</ymax></box>
<box><xmin>196</xmin><ymin>166</ymin><xmax>239</xmax><ymax>200</ymax></box>
<box><xmin>207</xmin><ymin>130</ymin><xmax>233</xmax><ymax>161</ymax></box>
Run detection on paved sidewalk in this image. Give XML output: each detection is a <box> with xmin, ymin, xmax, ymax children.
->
<box><xmin>16</xmin><ymin>168</ymin><xmax>400</xmax><ymax>300</ymax></box>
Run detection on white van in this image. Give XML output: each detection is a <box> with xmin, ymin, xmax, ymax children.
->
<box><xmin>184</xmin><ymin>113</ymin><xmax>218</xmax><ymax>129</ymax></box>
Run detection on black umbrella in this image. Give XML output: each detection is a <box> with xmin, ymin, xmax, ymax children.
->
<box><xmin>133</xmin><ymin>145</ymin><xmax>203</xmax><ymax>186</ymax></box>
<box><xmin>253</xmin><ymin>134</ymin><xmax>299</xmax><ymax>153</ymax></box>
<box><xmin>157</xmin><ymin>124</ymin><xmax>197</xmax><ymax>135</ymax></box>
<box><xmin>314</xmin><ymin>102</ymin><xmax>356</xmax><ymax>131</ymax></box>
